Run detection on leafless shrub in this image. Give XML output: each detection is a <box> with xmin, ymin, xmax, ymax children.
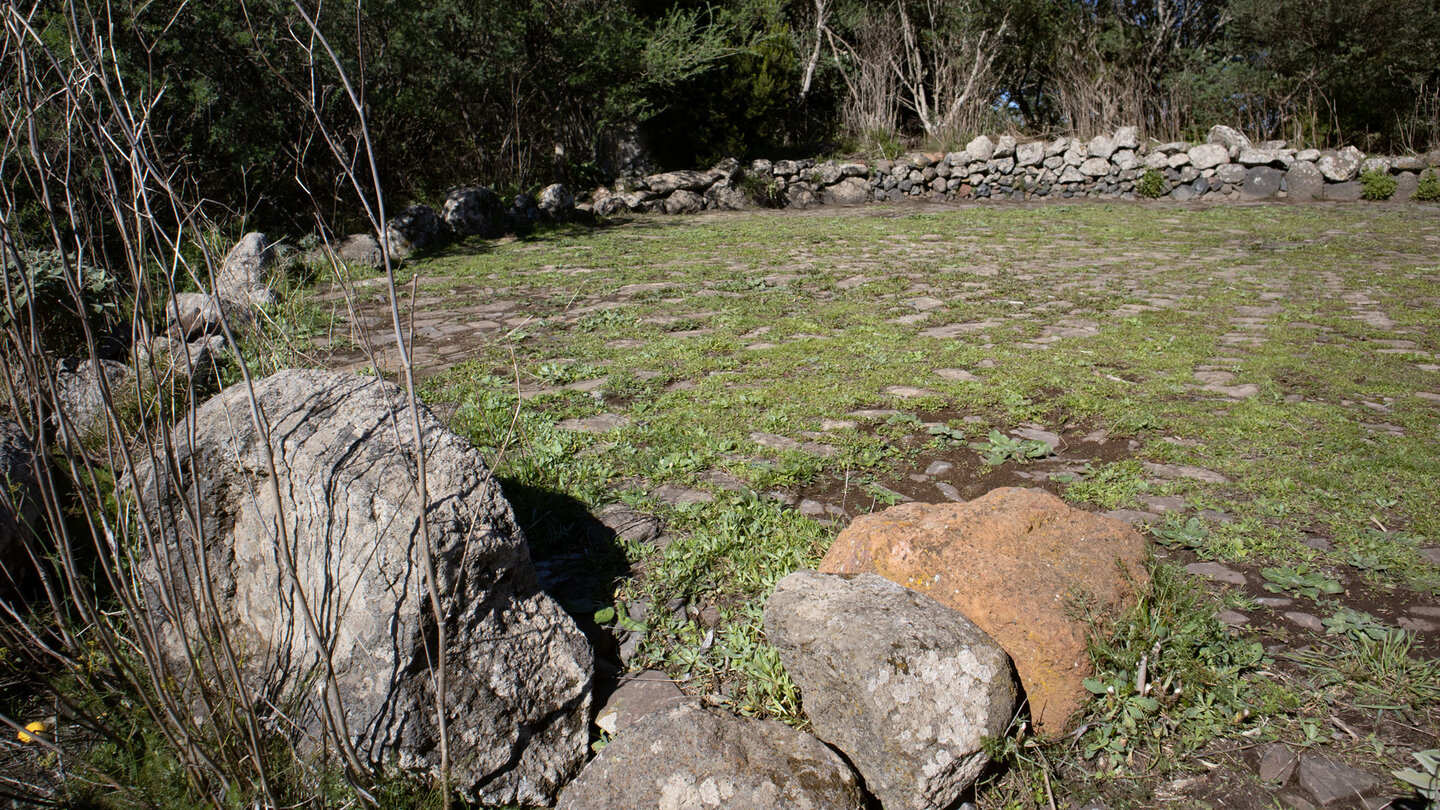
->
<box><xmin>0</xmin><ymin>1</ymin><xmax>446</xmax><ymax>806</ymax></box>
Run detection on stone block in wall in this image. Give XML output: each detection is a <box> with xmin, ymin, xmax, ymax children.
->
<box><xmin>1167</xmin><ymin>152</ymin><xmax>1191</xmax><ymax>168</ymax></box>
<box><xmin>1044</xmin><ymin>155</ymin><xmax>1064</xmax><ymax>170</ymax></box>
<box><xmin>705</xmin><ymin>180</ymin><xmax>750</xmax><ymax>211</ymax></box>
<box><xmin>1360</xmin><ymin>157</ymin><xmax>1392</xmax><ymax>175</ymax></box>
<box><xmin>813</xmin><ymin>162</ymin><xmax>844</xmax><ymax>185</ymax></box>
<box><xmin>929</xmin><ymin>177</ymin><xmax>948</xmax><ymax>193</ymax></box>
<box><xmin>750</xmin><ymin>158</ymin><xmax>773</xmax><ymax>176</ymax></box>
<box><xmin>662</xmin><ymin>189</ymin><xmax>704</xmax><ymax>214</ymax></box>
<box><xmin>1154</xmin><ymin>141</ymin><xmax>1190</xmax><ymax>154</ymax></box>
<box><xmin>786</xmin><ymin>182</ymin><xmax>821</xmax><ymax>208</ymax></box>
<box><xmin>1427</xmin><ymin>149</ymin><xmax>1440</xmax><ymax>167</ymax></box>
<box><xmin>840</xmin><ymin>162</ymin><xmax>868</xmax><ymax>178</ymax></box>
<box><xmin>1317</xmin><ymin>146</ymin><xmax>1362</xmax><ymax>181</ymax></box>
<box><xmin>1143</xmin><ymin>152</ymin><xmax>1169</xmax><ymax>170</ymax></box>
<box><xmin>966</xmin><ymin>135</ymin><xmax>995</xmax><ymax>161</ymax></box>
<box><xmin>1058</xmin><ymin>166</ymin><xmax>1084</xmax><ymax>184</ymax></box>
<box><xmin>1113</xmin><ymin>150</ymin><xmax>1138</xmax><ymax>171</ymax></box>
<box><xmin>1216</xmin><ymin>164</ymin><xmax>1248</xmax><ymax>185</ymax></box>
<box><xmin>1113</xmin><ymin>126</ymin><xmax>1140</xmax><ymax>149</ymax></box>
<box><xmin>1392</xmin><ymin>155</ymin><xmax>1426</xmax><ymax>172</ymax></box>
<box><xmin>1080</xmin><ymin>157</ymin><xmax>1110</xmax><ymax>177</ymax></box>
<box><xmin>1180</xmin><ymin>166</ymin><xmax>1201</xmax><ymax>182</ymax></box>
<box><xmin>1173</xmin><ymin>183</ymin><xmax>1199</xmax><ymax>202</ymax></box>
<box><xmin>1394</xmin><ymin>172</ymin><xmax>1420</xmax><ymax>200</ymax></box>
<box><xmin>1016</xmin><ymin>142</ymin><xmax>1044</xmax><ymax>167</ymax></box>
<box><xmin>822</xmin><ymin>177</ymin><xmax>871</xmax><ymax>206</ymax></box>
<box><xmin>1323</xmin><ymin>180</ymin><xmax>1363</xmax><ymax>201</ymax></box>
<box><xmin>1238</xmin><ymin>148</ymin><xmax>1292</xmax><ymax>168</ymax></box>
<box><xmin>1207</xmin><ymin>125</ymin><xmax>1251</xmax><ymax>158</ymax></box>
<box><xmin>995</xmin><ymin>135</ymin><xmax>1017</xmax><ymax>158</ymax></box>
<box><xmin>644</xmin><ymin>170</ymin><xmax>714</xmax><ymax>195</ymax></box>
<box><xmin>935</xmin><ymin>162</ymin><xmax>951</xmax><ymax>178</ymax></box>
<box><xmin>1285</xmin><ymin>162</ymin><xmax>1323</xmax><ymax>201</ymax></box>
<box><xmin>1240</xmin><ymin>166</ymin><xmax>1284</xmax><ymax>200</ymax></box>
<box><xmin>1188</xmin><ymin>143</ymin><xmax>1229</xmax><ymax>170</ymax></box>
<box><xmin>1045</xmin><ymin>137</ymin><xmax>1069</xmax><ymax>157</ymax></box>
<box><xmin>1294</xmin><ymin>149</ymin><xmax>1321</xmax><ymax>162</ymax></box>
<box><xmin>1063</xmin><ymin>147</ymin><xmax>1085</xmax><ymax>167</ymax></box>
<box><xmin>773</xmin><ymin>159</ymin><xmax>800</xmax><ymax>176</ymax></box>
<box><xmin>1087</xmin><ymin>134</ymin><xmax>1118</xmax><ymax>159</ymax></box>
<box><xmin>944</xmin><ymin>151</ymin><xmax>969</xmax><ymax>166</ymax></box>
<box><xmin>994</xmin><ymin>157</ymin><xmax>1015</xmax><ymax>174</ymax></box>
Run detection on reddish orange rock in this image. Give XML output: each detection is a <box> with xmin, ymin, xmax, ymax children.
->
<box><xmin>818</xmin><ymin>487</ymin><xmax>1149</xmax><ymax>735</ymax></box>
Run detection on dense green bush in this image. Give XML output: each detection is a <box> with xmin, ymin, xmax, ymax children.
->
<box><xmin>1416</xmin><ymin>169</ymin><xmax>1440</xmax><ymax>202</ymax></box>
<box><xmin>1</xmin><ymin>249</ymin><xmax>120</xmax><ymax>357</ymax></box>
<box><xmin>1360</xmin><ymin>168</ymin><xmax>1398</xmax><ymax>200</ymax></box>
<box><xmin>1136</xmin><ymin>169</ymin><xmax>1167</xmax><ymax>198</ymax></box>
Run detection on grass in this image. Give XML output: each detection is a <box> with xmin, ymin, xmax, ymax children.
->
<box><xmin>308</xmin><ymin>200</ymin><xmax>1440</xmax><ymax>806</ymax></box>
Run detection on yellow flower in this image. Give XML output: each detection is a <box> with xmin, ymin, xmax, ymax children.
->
<box><xmin>17</xmin><ymin>720</ymin><xmax>46</xmax><ymax>743</ymax></box>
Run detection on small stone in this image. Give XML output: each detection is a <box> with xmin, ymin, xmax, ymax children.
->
<box><xmin>651</xmin><ymin>485</ymin><xmax>714</xmax><ymax>506</ymax></box>
<box><xmin>1285</xmin><ymin>612</ymin><xmax>1325</xmax><ymax>633</ymax></box>
<box><xmin>594</xmin><ymin>671</ymin><xmax>686</xmax><ymax>736</ymax></box>
<box><xmin>1254</xmin><ymin>597</ymin><xmax>1293</xmax><ymax>608</ymax></box>
<box><xmin>1185</xmin><ymin>562</ymin><xmax>1247</xmax><ymax>586</ymax></box>
<box><xmin>799</xmin><ymin>499</ymin><xmax>826</xmax><ymax>517</ymax></box>
<box><xmin>1298</xmin><ymin>754</ymin><xmax>1382</xmax><ymax>805</ymax></box>
<box><xmin>935</xmin><ymin>482</ymin><xmax>964</xmax><ymax>502</ymax></box>
<box><xmin>557</xmin><ymin>413</ymin><xmax>629</xmax><ymax>433</ymax></box>
<box><xmin>925</xmin><ymin>460</ymin><xmax>954</xmax><ymax>476</ymax></box>
<box><xmin>1217</xmin><ymin>610</ymin><xmax>1250</xmax><ymax>626</ymax></box>
<box><xmin>1259</xmin><ymin>744</ymin><xmax>1299</xmax><ymax>783</ymax></box>
<box><xmin>1013</xmin><ymin>427</ymin><xmax>1061</xmax><ymax>451</ymax></box>
<box><xmin>1280</xmin><ymin>793</ymin><xmax>1317</xmax><ymax>810</ymax></box>
<box><xmin>1142</xmin><ymin>462</ymin><xmax>1230</xmax><ymax>483</ymax></box>
<box><xmin>1141</xmin><ymin>495</ymin><xmax>1186</xmax><ymax>513</ymax></box>
<box><xmin>935</xmin><ymin>368</ymin><xmax>981</xmax><ymax>382</ymax></box>
<box><xmin>884</xmin><ymin>386</ymin><xmax>940</xmax><ymax>398</ymax></box>
<box><xmin>1103</xmin><ymin>509</ymin><xmax>1162</xmax><ymax>525</ymax></box>
<box><xmin>1398</xmin><ymin>616</ymin><xmax>1437</xmax><ymax>632</ymax></box>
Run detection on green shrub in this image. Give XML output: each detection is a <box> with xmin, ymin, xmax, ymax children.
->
<box><xmin>1360</xmin><ymin>168</ymin><xmax>1398</xmax><ymax>200</ymax></box>
<box><xmin>1415</xmin><ymin>169</ymin><xmax>1440</xmax><ymax>202</ymax></box>
<box><xmin>1136</xmin><ymin>168</ymin><xmax>1166</xmax><ymax>198</ymax></box>
<box><xmin>1</xmin><ymin>248</ymin><xmax>120</xmax><ymax>356</ymax></box>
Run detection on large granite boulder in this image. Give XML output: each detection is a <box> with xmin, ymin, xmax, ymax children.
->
<box><xmin>165</xmin><ymin>292</ymin><xmax>231</xmax><ymax>341</ymax></box>
<box><xmin>384</xmin><ymin>204</ymin><xmax>446</xmax><ymax>259</ymax></box>
<box><xmin>537</xmin><ymin>183</ymin><xmax>576</xmax><ymax>220</ymax></box>
<box><xmin>555</xmin><ymin>701</ymin><xmax>865</xmax><ymax>810</ymax></box>
<box><xmin>663</xmin><ymin>189</ymin><xmax>705</xmax><ymax>214</ymax></box>
<box><xmin>138</xmin><ymin>369</ymin><xmax>592</xmax><ymax>805</ymax></box>
<box><xmin>441</xmin><ymin>185</ymin><xmax>509</xmax><ymax>237</ymax></box>
<box><xmin>819</xmin><ymin>487</ymin><xmax>1149</xmax><ymax>735</ymax></box>
<box><xmin>334</xmin><ymin>233</ymin><xmax>385</xmax><ymax>269</ymax></box>
<box><xmin>53</xmin><ymin>358</ymin><xmax>135</xmax><ymax>441</ymax></box>
<box><xmin>216</xmin><ymin>232</ymin><xmax>277</xmax><ymax>306</ymax></box>
<box><xmin>765</xmin><ymin>571</ymin><xmax>1015</xmax><ymax>810</ymax></box>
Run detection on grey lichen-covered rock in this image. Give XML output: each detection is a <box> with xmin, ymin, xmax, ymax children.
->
<box><xmin>1286</xmin><ymin>161</ymin><xmax>1325</xmax><ymax>200</ymax></box>
<box><xmin>1215</xmin><ymin>163</ymin><xmax>1248</xmax><ymax>185</ymax></box>
<box><xmin>1086</xmin><ymin>134</ymin><xmax>1117</xmax><ymax>160</ymax></box>
<box><xmin>1080</xmin><ymin>157</ymin><xmax>1111</xmax><ymax>177</ymax></box>
<box><xmin>537</xmin><ymin>183</ymin><xmax>576</xmax><ymax>220</ymax></box>
<box><xmin>441</xmin><ymin>185</ymin><xmax>509</xmax><ymax>237</ymax></box>
<box><xmin>53</xmin><ymin>358</ymin><xmax>135</xmax><ymax>440</ymax></box>
<box><xmin>138</xmin><ymin>369</ymin><xmax>592</xmax><ymax>806</ymax></box>
<box><xmin>663</xmin><ymin>189</ymin><xmax>705</xmax><ymax>214</ymax></box>
<box><xmin>705</xmin><ymin>179</ymin><xmax>751</xmax><ymax>210</ymax></box>
<box><xmin>965</xmin><ymin>135</ymin><xmax>995</xmax><ymax>162</ymax></box>
<box><xmin>1317</xmin><ymin>146</ymin><xmax>1363</xmax><ymax>182</ymax></box>
<box><xmin>822</xmin><ymin>176</ymin><xmax>871</xmax><ymax>206</ymax></box>
<box><xmin>1187</xmin><ymin>143</ymin><xmax>1230</xmax><ymax>170</ymax></box>
<box><xmin>216</xmin><ymin>232</ymin><xmax>277</xmax><ymax>306</ymax></box>
<box><xmin>786</xmin><ymin>182</ymin><xmax>822</xmax><ymax>209</ymax></box>
<box><xmin>1207</xmin><ymin>124</ymin><xmax>1251</xmax><ymax>157</ymax></box>
<box><xmin>555</xmin><ymin>701</ymin><xmax>864</xmax><ymax>810</ymax></box>
<box><xmin>1240</xmin><ymin>166</ymin><xmax>1284</xmax><ymax>200</ymax></box>
<box><xmin>334</xmin><ymin>233</ymin><xmax>385</xmax><ymax>268</ymax></box>
<box><xmin>384</xmin><ymin>203</ymin><xmax>446</xmax><ymax>259</ymax></box>
<box><xmin>165</xmin><ymin>292</ymin><xmax>232</xmax><ymax>340</ymax></box>
<box><xmin>1113</xmin><ymin>126</ymin><xmax>1140</xmax><ymax>149</ymax></box>
<box><xmin>644</xmin><ymin>169</ymin><xmax>714</xmax><ymax>195</ymax></box>
<box><xmin>1015</xmin><ymin>141</ymin><xmax>1045</xmax><ymax>167</ymax></box>
<box><xmin>0</xmin><ymin>420</ymin><xmax>42</xmax><ymax>564</ymax></box>
<box><xmin>764</xmin><ymin>571</ymin><xmax>1016</xmax><ymax>810</ymax></box>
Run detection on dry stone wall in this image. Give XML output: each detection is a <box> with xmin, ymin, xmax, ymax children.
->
<box><xmin>579</xmin><ymin>124</ymin><xmax>1440</xmax><ymax>215</ymax></box>
<box><xmin>379</xmin><ymin>125</ymin><xmax>1438</xmax><ymax>260</ymax></box>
